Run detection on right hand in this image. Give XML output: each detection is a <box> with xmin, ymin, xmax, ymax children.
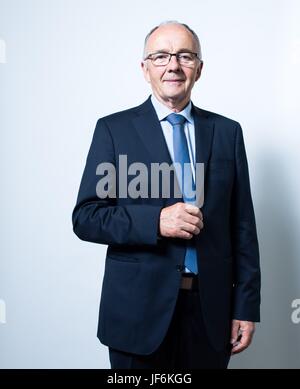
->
<box><xmin>159</xmin><ymin>202</ymin><xmax>204</xmax><ymax>239</ymax></box>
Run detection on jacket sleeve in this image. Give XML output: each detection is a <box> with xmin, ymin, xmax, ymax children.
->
<box><xmin>72</xmin><ymin>118</ymin><xmax>162</xmax><ymax>246</ymax></box>
<box><xmin>231</xmin><ymin>123</ymin><xmax>261</xmax><ymax>322</ymax></box>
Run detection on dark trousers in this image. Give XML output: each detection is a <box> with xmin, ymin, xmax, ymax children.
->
<box><xmin>109</xmin><ymin>278</ymin><xmax>231</xmax><ymax>369</ymax></box>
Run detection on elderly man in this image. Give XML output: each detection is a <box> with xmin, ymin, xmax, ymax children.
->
<box><xmin>72</xmin><ymin>21</ymin><xmax>261</xmax><ymax>369</ymax></box>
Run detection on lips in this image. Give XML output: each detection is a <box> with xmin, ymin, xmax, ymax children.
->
<box><xmin>164</xmin><ymin>79</ymin><xmax>184</xmax><ymax>82</ymax></box>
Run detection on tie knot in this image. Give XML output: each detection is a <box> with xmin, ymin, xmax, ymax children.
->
<box><xmin>166</xmin><ymin>113</ymin><xmax>186</xmax><ymax>127</ymax></box>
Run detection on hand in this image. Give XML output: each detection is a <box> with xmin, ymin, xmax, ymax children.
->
<box><xmin>159</xmin><ymin>202</ymin><xmax>203</xmax><ymax>239</ymax></box>
<box><xmin>230</xmin><ymin>320</ymin><xmax>255</xmax><ymax>355</ymax></box>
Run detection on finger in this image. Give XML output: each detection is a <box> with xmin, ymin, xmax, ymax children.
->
<box><xmin>183</xmin><ymin>216</ymin><xmax>204</xmax><ymax>231</ymax></box>
<box><xmin>182</xmin><ymin>214</ymin><xmax>202</xmax><ymax>227</ymax></box>
<box><xmin>196</xmin><ymin>218</ymin><xmax>204</xmax><ymax>229</ymax></box>
<box><xmin>231</xmin><ymin>331</ymin><xmax>252</xmax><ymax>355</ymax></box>
<box><xmin>178</xmin><ymin>230</ymin><xmax>193</xmax><ymax>240</ymax></box>
<box><xmin>195</xmin><ymin>219</ymin><xmax>204</xmax><ymax>230</ymax></box>
<box><xmin>184</xmin><ymin>204</ymin><xmax>202</xmax><ymax>218</ymax></box>
<box><xmin>230</xmin><ymin>321</ymin><xmax>240</xmax><ymax>345</ymax></box>
<box><xmin>181</xmin><ymin>222</ymin><xmax>201</xmax><ymax>235</ymax></box>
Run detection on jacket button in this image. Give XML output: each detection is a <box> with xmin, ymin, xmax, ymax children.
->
<box><xmin>176</xmin><ymin>264</ymin><xmax>184</xmax><ymax>272</ymax></box>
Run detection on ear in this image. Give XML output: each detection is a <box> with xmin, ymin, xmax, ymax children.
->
<box><xmin>141</xmin><ymin>61</ymin><xmax>151</xmax><ymax>83</ymax></box>
<box><xmin>195</xmin><ymin>61</ymin><xmax>203</xmax><ymax>82</ymax></box>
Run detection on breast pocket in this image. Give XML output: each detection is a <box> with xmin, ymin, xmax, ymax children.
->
<box><xmin>207</xmin><ymin>160</ymin><xmax>234</xmax><ymax>181</ymax></box>
<box><xmin>107</xmin><ymin>253</ymin><xmax>140</xmax><ymax>264</ymax></box>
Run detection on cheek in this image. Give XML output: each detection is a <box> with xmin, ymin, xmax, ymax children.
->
<box><xmin>152</xmin><ymin>72</ymin><xmax>165</xmax><ymax>86</ymax></box>
<box><xmin>185</xmin><ymin>71</ymin><xmax>198</xmax><ymax>85</ymax></box>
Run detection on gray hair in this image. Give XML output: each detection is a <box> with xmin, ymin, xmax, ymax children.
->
<box><xmin>143</xmin><ymin>20</ymin><xmax>202</xmax><ymax>60</ymax></box>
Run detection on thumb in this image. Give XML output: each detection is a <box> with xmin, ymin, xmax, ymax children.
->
<box><xmin>231</xmin><ymin>320</ymin><xmax>240</xmax><ymax>344</ymax></box>
<box><xmin>185</xmin><ymin>203</ymin><xmax>199</xmax><ymax>211</ymax></box>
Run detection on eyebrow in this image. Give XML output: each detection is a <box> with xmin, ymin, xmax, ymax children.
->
<box><xmin>149</xmin><ymin>48</ymin><xmax>195</xmax><ymax>54</ymax></box>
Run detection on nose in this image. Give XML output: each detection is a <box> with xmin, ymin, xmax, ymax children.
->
<box><xmin>166</xmin><ymin>55</ymin><xmax>181</xmax><ymax>71</ymax></box>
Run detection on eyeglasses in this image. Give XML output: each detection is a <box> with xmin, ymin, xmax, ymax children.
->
<box><xmin>144</xmin><ymin>52</ymin><xmax>200</xmax><ymax>67</ymax></box>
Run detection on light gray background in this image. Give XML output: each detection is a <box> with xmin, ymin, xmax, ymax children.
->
<box><xmin>0</xmin><ymin>0</ymin><xmax>299</xmax><ymax>369</ymax></box>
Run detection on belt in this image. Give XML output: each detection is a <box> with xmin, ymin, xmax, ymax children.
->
<box><xmin>180</xmin><ymin>273</ymin><xmax>198</xmax><ymax>290</ymax></box>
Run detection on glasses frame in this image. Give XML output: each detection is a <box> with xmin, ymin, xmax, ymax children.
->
<box><xmin>144</xmin><ymin>51</ymin><xmax>201</xmax><ymax>67</ymax></box>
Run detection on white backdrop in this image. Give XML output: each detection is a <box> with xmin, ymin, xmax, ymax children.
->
<box><xmin>0</xmin><ymin>0</ymin><xmax>300</xmax><ymax>369</ymax></box>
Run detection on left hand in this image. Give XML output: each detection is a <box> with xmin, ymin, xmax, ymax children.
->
<box><xmin>230</xmin><ymin>320</ymin><xmax>255</xmax><ymax>355</ymax></box>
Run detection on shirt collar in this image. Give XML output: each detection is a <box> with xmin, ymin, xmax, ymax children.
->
<box><xmin>151</xmin><ymin>94</ymin><xmax>193</xmax><ymax>124</ymax></box>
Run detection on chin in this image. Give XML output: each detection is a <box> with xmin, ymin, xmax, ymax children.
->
<box><xmin>164</xmin><ymin>88</ymin><xmax>186</xmax><ymax>99</ymax></box>
<box><xmin>165</xmin><ymin>92</ymin><xmax>185</xmax><ymax>101</ymax></box>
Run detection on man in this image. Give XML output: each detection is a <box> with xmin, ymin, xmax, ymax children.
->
<box><xmin>72</xmin><ymin>21</ymin><xmax>261</xmax><ymax>369</ymax></box>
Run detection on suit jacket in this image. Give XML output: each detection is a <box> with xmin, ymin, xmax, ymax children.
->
<box><xmin>72</xmin><ymin>96</ymin><xmax>260</xmax><ymax>355</ymax></box>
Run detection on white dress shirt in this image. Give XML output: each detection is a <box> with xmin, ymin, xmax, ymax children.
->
<box><xmin>151</xmin><ymin>94</ymin><xmax>196</xmax><ymax>180</ymax></box>
<box><xmin>151</xmin><ymin>94</ymin><xmax>197</xmax><ymax>273</ymax></box>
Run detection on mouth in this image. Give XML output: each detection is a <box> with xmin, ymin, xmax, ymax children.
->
<box><xmin>164</xmin><ymin>79</ymin><xmax>185</xmax><ymax>83</ymax></box>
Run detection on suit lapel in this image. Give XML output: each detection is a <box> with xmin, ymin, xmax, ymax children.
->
<box><xmin>132</xmin><ymin>98</ymin><xmax>181</xmax><ymax>203</ymax></box>
<box><xmin>132</xmin><ymin>98</ymin><xmax>215</xmax><ymax>168</ymax></box>
<box><xmin>132</xmin><ymin>97</ymin><xmax>173</xmax><ymax>165</ymax></box>
<box><xmin>131</xmin><ymin>98</ymin><xmax>215</xmax><ymax>202</ymax></box>
<box><xmin>192</xmin><ymin>105</ymin><xmax>215</xmax><ymax>181</ymax></box>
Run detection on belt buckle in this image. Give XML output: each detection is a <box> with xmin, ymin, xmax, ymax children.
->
<box><xmin>180</xmin><ymin>274</ymin><xmax>194</xmax><ymax>290</ymax></box>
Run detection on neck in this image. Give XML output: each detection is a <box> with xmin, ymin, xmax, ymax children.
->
<box><xmin>153</xmin><ymin>93</ymin><xmax>191</xmax><ymax>112</ymax></box>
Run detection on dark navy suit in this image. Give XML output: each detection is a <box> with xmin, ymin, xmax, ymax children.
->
<box><xmin>72</xmin><ymin>97</ymin><xmax>260</xmax><ymax>360</ymax></box>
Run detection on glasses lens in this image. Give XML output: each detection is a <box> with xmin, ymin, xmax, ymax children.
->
<box><xmin>148</xmin><ymin>52</ymin><xmax>197</xmax><ymax>66</ymax></box>
<box><xmin>151</xmin><ymin>53</ymin><xmax>170</xmax><ymax>65</ymax></box>
<box><xmin>178</xmin><ymin>53</ymin><xmax>196</xmax><ymax>65</ymax></box>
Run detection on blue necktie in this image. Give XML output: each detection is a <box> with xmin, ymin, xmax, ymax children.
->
<box><xmin>166</xmin><ymin>113</ymin><xmax>198</xmax><ymax>274</ymax></box>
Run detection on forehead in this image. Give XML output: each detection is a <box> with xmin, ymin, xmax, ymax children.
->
<box><xmin>146</xmin><ymin>25</ymin><xmax>197</xmax><ymax>52</ymax></box>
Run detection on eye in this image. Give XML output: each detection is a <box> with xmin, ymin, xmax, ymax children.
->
<box><xmin>179</xmin><ymin>53</ymin><xmax>193</xmax><ymax>61</ymax></box>
<box><xmin>154</xmin><ymin>53</ymin><xmax>169</xmax><ymax>60</ymax></box>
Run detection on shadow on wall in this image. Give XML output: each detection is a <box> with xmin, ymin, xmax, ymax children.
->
<box><xmin>229</xmin><ymin>154</ymin><xmax>300</xmax><ymax>369</ymax></box>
